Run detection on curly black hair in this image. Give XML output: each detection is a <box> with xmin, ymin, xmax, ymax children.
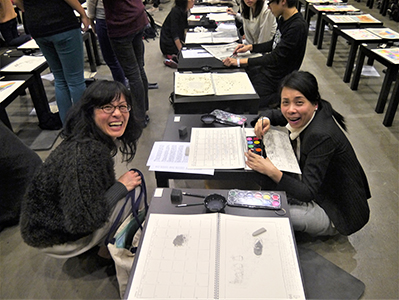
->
<box><xmin>62</xmin><ymin>80</ymin><xmax>143</xmax><ymax>162</ymax></box>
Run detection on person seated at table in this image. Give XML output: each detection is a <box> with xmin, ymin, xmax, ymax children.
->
<box><xmin>0</xmin><ymin>0</ymin><xmax>31</xmax><ymax>47</ymax></box>
<box><xmin>226</xmin><ymin>0</ymin><xmax>277</xmax><ymax>44</ymax></box>
<box><xmin>0</xmin><ymin>122</ymin><xmax>42</xmax><ymax>232</ymax></box>
<box><xmin>245</xmin><ymin>71</ymin><xmax>371</xmax><ymax>237</ymax></box>
<box><xmin>159</xmin><ymin>0</ymin><xmax>194</xmax><ymax>68</ymax></box>
<box><xmin>20</xmin><ymin>80</ymin><xmax>143</xmax><ymax>259</ymax></box>
<box><xmin>223</xmin><ymin>0</ymin><xmax>307</xmax><ymax>109</ymax></box>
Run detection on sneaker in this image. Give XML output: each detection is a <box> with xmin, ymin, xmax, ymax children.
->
<box><xmin>144</xmin><ymin>114</ymin><xmax>150</xmax><ymax>128</ymax></box>
<box><xmin>165</xmin><ymin>54</ymin><xmax>179</xmax><ymax>63</ymax></box>
<box><xmin>164</xmin><ymin>59</ymin><xmax>178</xmax><ymax>69</ymax></box>
<box><xmin>147</xmin><ymin>6</ymin><xmax>159</xmax><ymax>14</ymax></box>
<box><xmin>148</xmin><ymin>82</ymin><xmax>159</xmax><ymax>89</ymax></box>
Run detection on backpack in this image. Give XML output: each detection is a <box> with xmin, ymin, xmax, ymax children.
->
<box><xmin>388</xmin><ymin>0</ymin><xmax>399</xmax><ymax>22</ymax></box>
<box><xmin>143</xmin><ymin>10</ymin><xmax>160</xmax><ymax>41</ymax></box>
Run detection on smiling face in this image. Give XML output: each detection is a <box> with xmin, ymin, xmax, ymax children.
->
<box><xmin>280</xmin><ymin>87</ymin><xmax>318</xmax><ymax>129</ymax></box>
<box><xmin>93</xmin><ymin>95</ymin><xmax>129</xmax><ymax>140</ymax></box>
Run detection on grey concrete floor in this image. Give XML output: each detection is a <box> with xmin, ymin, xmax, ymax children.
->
<box><xmin>1</xmin><ymin>1</ymin><xmax>398</xmax><ymax>299</ymax></box>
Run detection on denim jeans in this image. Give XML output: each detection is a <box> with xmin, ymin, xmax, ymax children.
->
<box><xmin>0</xmin><ymin>18</ymin><xmax>31</xmax><ymax>47</ymax></box>
<box><xmin>35</xmin><ymin>28</ymin><xmax>86</xmax><ymax>123</ymax></box>
<box><xmin>110</xmin><ymin>30</ymin><xmax>148</xmax><ymax>125</ymax></box>
<box><xmin>289</xmin><ymin>201</ymin><xmax>338</xmax><ymax>236</ymax></box>
<box><xmin>95</xmin><ymin>19</ymin><xmax>126</xmax><ymax>85</ymax></box>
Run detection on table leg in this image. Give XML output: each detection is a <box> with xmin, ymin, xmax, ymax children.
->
<box><xmin>313</xmin><ymin>12</ymin><xmax>322</xmax><ymax>46</ymax></box>
<box><xmin>306</xmin><ymin>6</ymin><xmax>313</xmax><ymax>26</ymax></box>
<box><xmin>367</xmin><ymin>0</ymin><xmax>374</xmax><ymax>8</ymax></box>
<box><xmin>380</xmin><ymin>0</ymin><xmax>389</xmax><ymax>16</ymax></box>
<box><xmin>304</xmin><ymin>3</ymin><xmax>309</xmax><ymax>24</ymax></box>
<box><xmin>350</xmin><ymin>48</ymin><xmax>366</xmax><ymax>90</ymax></box>
<box><xmin>156</xmin><ymin>173</ymin><xmax>170</xmax><ymax>187</ymax></box>
<box><xmin>28</xmin><ymin>73</ymin><xmax>52</xmax><ymax>121</ymax></box>
<box><xmin>83</xmin><ymin>32</ymin><xmax>97</xmax><ymax>73</ymax></box>
<box><xmin>375</xmin><ymin>66</ymin><xmax>398</xmax><ymax>113</ymax></box>
<box><xmin>317</xmin><ymin>18</ymin><xmax>326</xmax><ymax>49</ymax></box>
<box><xmin>327</xmin><ymin>30</ymin><xmax>338</xmax><ymax>67</ymax></box>
<box><xmin>89</xmin><ymin>29</ymin><xmax>102</xmax><ymax>66</ymax></box>
<box><xmin>383</xmin><ymin>74</ymin><xmax>399</xmax><ymax>126</ymax></box>
<box><xmin>343</xmin><ymin>43</ymin><xmax>359</xmax><ymax>83</ymax></box>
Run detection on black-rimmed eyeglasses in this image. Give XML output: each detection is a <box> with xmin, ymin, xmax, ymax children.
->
<box><xmin>99</xmin><ymin>104</ymin><xmax>131</xmax><ymax>114</ymax></box>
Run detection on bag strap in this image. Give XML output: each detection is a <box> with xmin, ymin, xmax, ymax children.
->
<box><xmin>104</xmin><ymin>169</ymin><xmax>148</xmax><ymax>246</ymax></box>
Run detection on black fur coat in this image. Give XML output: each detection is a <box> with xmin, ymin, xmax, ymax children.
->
<box><xmin>20</xmin><ymin>138</ymin><xmax>117</xmax><ymax>248</ymax></box>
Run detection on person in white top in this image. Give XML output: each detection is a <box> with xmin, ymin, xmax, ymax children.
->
<box><xmin>227</xmin><ymin>0</ymin><xmax>276</xmax><ymax>44</ymax></box>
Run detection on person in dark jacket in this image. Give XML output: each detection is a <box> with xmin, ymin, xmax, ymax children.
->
<box><xmin>0</xmin><ymin>122</ymin><xmax>41</xmax><ymax>232</ymax></box>
<box><xmin>20</xmin><ymin>80</ymin><xmax>143</xmax><ymax>258</ymax></box>
<box><xmin>245</xmin><ymin>71</ymin><xmax>371</xmax><ymax>236</ymax></box>
<box><xmin>223</xmin><ymin>0</ymin><xmax>308</xmax><ymax>109</ymax></box>
<box><xmin>159</xmin><ymin>0</ymin><xmax>194</xmax><ymax>68</ymax></box>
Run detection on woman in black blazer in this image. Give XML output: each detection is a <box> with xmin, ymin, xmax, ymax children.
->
<box><xmin>246</xmin><ymin>71</ymin><xmax>371</xmax><ymax>236</ymax></box>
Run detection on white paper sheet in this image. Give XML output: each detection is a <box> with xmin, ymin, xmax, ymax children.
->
<box><xmin>174</xmin><ymin>72</ymin><xmax>256</xmax><ymax>96</ymax></box>
<box><xmin>1</xmin><ymin>55</ymin><xmax>47</xmax><ymax>72</ymax></box>
<box><xmin>188</xmin><ymin>127</ymin><xmax>246</xmax><ymax>169</ymax></box>
<box><xmin>181</xmin><ymin>49</ymin><xmax>213</xmax><ymax>59</ymax></box>
<box><xmin>263</xmin><ymin>127</ymin><xmax>301</xmax><ymax>174</ymax></box>
<box><xmin>147</xmin><ymin>141</ymin><xmax>214</xmax><ymax>175</ymax></box>
<box><xmin>17</xmin><ymin>39</ymin><xmax>39</xmax><ymax>49</ymax></box>
<box><xmin>126</xmin><ymin>213</ymin><xmax>305</xmax><ymax>300</ymax></box>
<box><xmin>0</xmin><ymin>80</ymin><xmax>25</xmax><ymax>103</ymax></box>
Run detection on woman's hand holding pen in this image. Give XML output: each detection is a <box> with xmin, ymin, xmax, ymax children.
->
<box><xmin>254</xmin><ymin>117</ymin><xmax>271</xmax><ymax>139</ymax></box>
<box><xmin>233</xmin><ymin>44</ymin><xmax>252</xmax><ymax>55</ymax></box>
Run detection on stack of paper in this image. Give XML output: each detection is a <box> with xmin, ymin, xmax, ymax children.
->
<box><xmin>174</xmin><ymin>72</ymin><xmax>256</xmax><ymax>96</ymax></box>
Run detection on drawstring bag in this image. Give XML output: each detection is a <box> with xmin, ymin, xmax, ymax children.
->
<box><xmin>106</xmin><ymin>169</ymin><xmax>148</xmax><ymax>298</ymax></box>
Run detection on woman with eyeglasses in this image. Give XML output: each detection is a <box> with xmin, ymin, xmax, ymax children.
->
<box><xmin>20</xmin><ymin>80</ymin><xmax>143</xmax><ymax>259</ymax></box>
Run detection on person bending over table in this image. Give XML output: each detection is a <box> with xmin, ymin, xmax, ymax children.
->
<box><xmin>20</xmin><ymin>80</ymin><xmax>143</xmax><ymax>259</ymax></box>
<box><xmin>245</xmin><ymin>71</ymin><xmax>371</xmax><ymax>236</ymax></box>
<box><xmin>226</xmin><ymin>0</ymin><xmax>277</xmax><ymax>44</ymax></box>
<box><xmin>223</xmin><ymin>0</ymin><xmax>307</xmax><ymax>109</ymax></box>
<box><xmin>159</xmin><ymin>0</ymin><xmax>194</xmax><ymax>68</ymax></box>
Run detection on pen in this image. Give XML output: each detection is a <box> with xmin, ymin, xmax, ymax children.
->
<box><xmin>182</xmin><ymin>192</ymin><xmax>206</xmax><ymax>198</ymax></box>
<box><xmin>176</xmin><ymin>202</ymin><xmax>204</xmax><ymax>207</ymax></box>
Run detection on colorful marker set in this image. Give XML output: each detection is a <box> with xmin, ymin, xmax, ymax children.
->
<box><xmin>247</xmin><ymin>136</ymin><xmax>263</xmax><ymax>155</ymax></box>
<box><xmin>227</xmin><ymin>189</ymin><xmax>282</xmax><ymax>210</ymax></box>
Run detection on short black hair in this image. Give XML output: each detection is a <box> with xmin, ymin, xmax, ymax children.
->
<box><xmin>175</xmin><ymin>0</ymin><xmax>188</xmax><ymax>10</ymax></box>
<box><xmin>279</xmin><ymin>71</ymin><xmax>347</xmax><ymax>131</ymax></box>
<box><xmin>269</xmin><ymin>0</ymin><xmax>298</xmax><ymax>8</ymax></box>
